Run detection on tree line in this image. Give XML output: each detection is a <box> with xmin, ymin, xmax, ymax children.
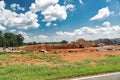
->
<box><xmin>0</xmin><ymin>30</ymin><xmax>69</xmax><ymax>47</ymax></box>
<box><xmin>0</xmin><ymin>31</ymin><xmax>24</xmax><ymax>47</ymax></box>
<box><xmin>24</xmin><ymin>40</ymin><xmax>68</xmax><ymax>45</ymax></box>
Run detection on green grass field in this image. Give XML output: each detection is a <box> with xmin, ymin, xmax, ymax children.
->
<box><xmin>0</xmin><ymin>52</ymin><xmax>120</xmax><ymax>80</ymax></box>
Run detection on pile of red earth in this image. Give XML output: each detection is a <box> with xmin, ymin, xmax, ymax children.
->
<box><xmin>18</xmin><ymin>39</ymin><xmax>96</xmax><ymax>51</ymax></box>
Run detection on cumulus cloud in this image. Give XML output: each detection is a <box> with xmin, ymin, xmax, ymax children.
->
<box><xmin>0</xmin><ymin>25</ymin><xmax>6</xmax><ymax>31</ymax></box>
<box><xmin>90</xmin><ymin>7</ymin><xmax>110</xmax><ymax>21</ymax></box>
<box><xmin>0</xmin><ymin>1</ymin><xmax>39</xmax><ymax>30</ymax></box>
<box><xmin>0</xmin><ymin>0</ymin><xmax>74</xmax><ymax>29</ymax></box>
<box><xmin>10</xmin><ymin>3</ymin><xmax>25</xmax><ymax>11</ymax></box>
<box><xmin>46</xmin><ymin>22</ymin><xmax>51</xmax><ymax>27</ymax></box>
<box><xmin>30</xmin><ymin>0</ymin><xmax>59</xmax><ymax>12</ymax></box>
<box><xmin>17</xmin><ymin>23</ymin><xmax>120</xmax><ymax>42</ymax></box>
<box><xmin>63</xmin><ymin>0</ymin><xmax>73</xmax><ymax>5</ymax></box>
<box><xmin>102</xmin><ymin>21</ymin><xmax>111</xmax><ymax>27</ymax></box>
<box><xmin>65</xmin><ymin>4</ymin><xmax>75</xmax><ymax>11</ymax></box>
<box><xmin>18</xmin><ymin>31</ymin><xmax>48</xmax><ymax>42</ymax></box>
<box><xmin>18</xmin><ymin>31</ymin><xmax>30</xmax><ymax>42</ymax></box>
<box><xmin>10</xmin><ymin>29</ymin><xmax>16</xmax><ymax>33</ymax></box>
<box><xmin>33</xmin><ymin>35</ymin><xmax>48</xmax><ymax>42</ymax></box>
<box><xmin>42</xmin><ymin>4</ymin><xmax>74</xmax><ymax>22</ymax></box>
<box><xmin>79</xmin><ymin>0</ymin><xmax>83</xmax><ymax>5</ymax></box>
<box><xmin>30</xmin><ymin>0</ymin><xmax>75</xmax><ymax>25</ymax></box>
<box><xmin>0</xmin><ymin>1</ymin><xmax>5</xmax><ymax>10</ymax></box>
<box><xmin>56</xmin><ymin>25</ymin><xmax>120</xmax><ymax>41</ymax></box>
<box><xmin>41</xmin><ymin>4</ymin><xmax>67</xmax><ymax>22</ymax></box>
<box><xmin>53</xmin><ymin>23</ymin><xmax>57</xmax><ymax>26</ymax></box>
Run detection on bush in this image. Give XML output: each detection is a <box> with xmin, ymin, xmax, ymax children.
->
<box><xmin>52</xmin><ymin>51</ymin><xmax>58</xmax><ymax>54</ymax></box>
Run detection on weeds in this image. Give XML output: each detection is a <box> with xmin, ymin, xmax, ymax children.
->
<box><xmin>0</xmin><ymin>52</ymin><xmax>120</xmax><ymax>80</ymax></box>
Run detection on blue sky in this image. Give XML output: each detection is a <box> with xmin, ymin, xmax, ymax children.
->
<box><xmin>0</xmin><ymin>0</ymin><xmax>120</xmax><ymax>42</ymax></box>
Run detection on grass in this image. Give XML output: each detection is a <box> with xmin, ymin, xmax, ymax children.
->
<box><xmin>0</xmin><ymin>53</ymin><xmax>120</xmax><ymax>80</ymax></box>
<box><xmin>27</xmin><ymin>52</ymin><xmax>66</xmax><ymax>64</ymax></box>
<box><xmin>0</xmin><ymin>51</ymin><xmax>66</xmax><ymax>66</ymax></box>
<box><xmin>0</xmin><ymin>51</ymin><xmax>31</xmax><ymax>61</ymax></box>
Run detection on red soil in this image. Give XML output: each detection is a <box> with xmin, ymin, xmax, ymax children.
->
<box><xmin>1</xmin><ymin>45</ymin><xmax>120</xmax><ymax>66</ymax></box>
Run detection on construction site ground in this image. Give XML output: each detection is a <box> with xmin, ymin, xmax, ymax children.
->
<box><xmin>1</xmin><ymin>46</ymin><xmax>120</xmax><ymax>66</ymax></box>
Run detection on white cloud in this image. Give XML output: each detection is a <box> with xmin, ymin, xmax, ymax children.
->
<box><xmin>56</xmin><ymin>31</ymin><xmax>75</xmax><ymax>37</ymax></box>
<box><xmin>46</xmin><ymin>22</ymin><xmax>51</xmax><ymax>27</ymax></box>
<box><xmin>102</xmin><ymin>21</ymin><xmax>111</xmax><ymax>27</ymax></box>
<box><xmin>106</xmin><ymin>0</ymin><xmax>111</xmax><ymax>3</ymax></box>
<box><xmin>0</xmin><ymin>25</ymin><xmax>6</xmax><ymax>31</ymax></box>
<box><xmin>0</xmin><ymin>1</ymin><xmax>40</xmax><ymax>30</ymax></box>
<box><xmin>0</xmin><ymin>0</ymin><xmax>74</xmax><ymax>29</ymax></box>
<box><xmin>17</xmin><ymin>23</ymin><xmax>120</xmax><ymax>42</ymax></box>
<box><xmin>18</xmin><ymin>31</ymin><xmax>30</xmax><ymax>42</ymax></box>
<box><xmin>10</xmin><ymin>29</ymin><xmax>16</xmax><ymax>33</ymax></box>
<box><xmin>33</xmin><ymin>35</ymin><xmax>48</xmax><ymax>42</ymax></box>
<box><xmin>79</xmin><ymin>0</ymin><xmax>83</xmax><ymax>5</ymax></box>
<box><xmin>56</xmin><ymin>25</ymin><xmax>120</xmax><ymax>41</ymax></box>
<box><xmin>110</xmin><ymin>11</ymin><xmax>115</xmax><ymax>16</ymax></box>
<box><xmin>41</xmin><ymin>4</ymin><xmax>67</xmax><ymax>22</ymax></box>
<box><xmin>18</xmin><ymin>31</ymin><xmax>48</xmax><ymax>42</ymax></box>
<box><xmin>0</xmin><ymin>1</ymin><xmax>5</xmax><ymax>10</ymax></box>
<box><xmin>10</xmin><ymin>3</ymin><xmax>25</xmax><ymax>11</ymax></box>
<box><xmin>30</xmin><ymin>0</ymin><xmax>74</xmax><ymax>25</ymax></box>
<box><xmin>118</xmin><ymin>13</ymin><xmax>120</xmax><ymax>16</ymax></box>
<box><xmin>63</xmin><ymin>0</ymin><xmax>73</xmax><ymax>5</ymax></box>
<box><xmin>30</xmin><ymin>0</ymin><xmax>59</xmax><ymax>12</ymax></box>
<box><xmin>53</xmin><ymin>23</ymin><xmax>57</xmax><ymax>26</ymax></box>
<box><xmin>41</xmin><ymin>4</ymin><xmax>74</xmax><ymax>22</ymax></box>
<box><xmin>15</xmin><ymin>11</ymin><xmax>39</xmax><ymax>29</ymax></box>
<box><xmin>65</xmin><ymin>4</ymin><xmax>75</xmax><ymax>11</ymax></box>
<box><xmin>90</xmin><ymin>7</ymin><xmax>110</xmax><ymax>21</ymax></box>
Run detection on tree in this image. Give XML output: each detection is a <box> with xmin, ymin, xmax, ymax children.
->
<box><xmin>4</xmin><ymin>32</ymin><xmax>17</xmax><ymax>47</ymax></box>
<box><xmin>0</xmin><ymin>31</ymin><xmax>2</xmax><ymax>35</ymax></box>
<box><xmin>0</xmin><ymin>32</ymin><xmax>24</xmax><ymax>47</ymax></box>
<box><xmin>16</xmin><ymin>34</ymin><xmax>24</xmax><ymax>46</ymax></box>
<box><xmin>60</xmin><ymin>40</ymin><xmax>68</xmax><ymax>44</ymax></box>
<box><xmin>33</xmin><ymin>41</ymin><xmax>37</xmax><ymax>45</ymax></box>
<box><xmin>0</xmin><ymin>31</ymin><xmax>4</xmax><ymax>47</ymax></box>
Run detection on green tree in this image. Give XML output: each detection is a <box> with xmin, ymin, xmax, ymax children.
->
<box><xmin>3</xmin><ymin>32</ymin><xmax>24</xmax><ymax>47</ymax></box>
<box><xmin>33</xmin><ymin>41</ymin><xmax>37</xmax><ymax>45</ymax></box>
<box><xmin>16</xmin><ymin>34</ymin><xmax>24</xmax><ymax>46</ymax></box>
<box><xmin>60</xmin><ymin>40</ymin><xmax>68</xmax><ymax>44</ymax></box>
<box><xmin>4</xmin><ymin>32</ymin><xmax>17</xmax><ymax>47</ymax></box>
<box><xmin>0</xmin><ymin>31</ymin><xmax>4</xmax><ymax>47</ymax></box>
